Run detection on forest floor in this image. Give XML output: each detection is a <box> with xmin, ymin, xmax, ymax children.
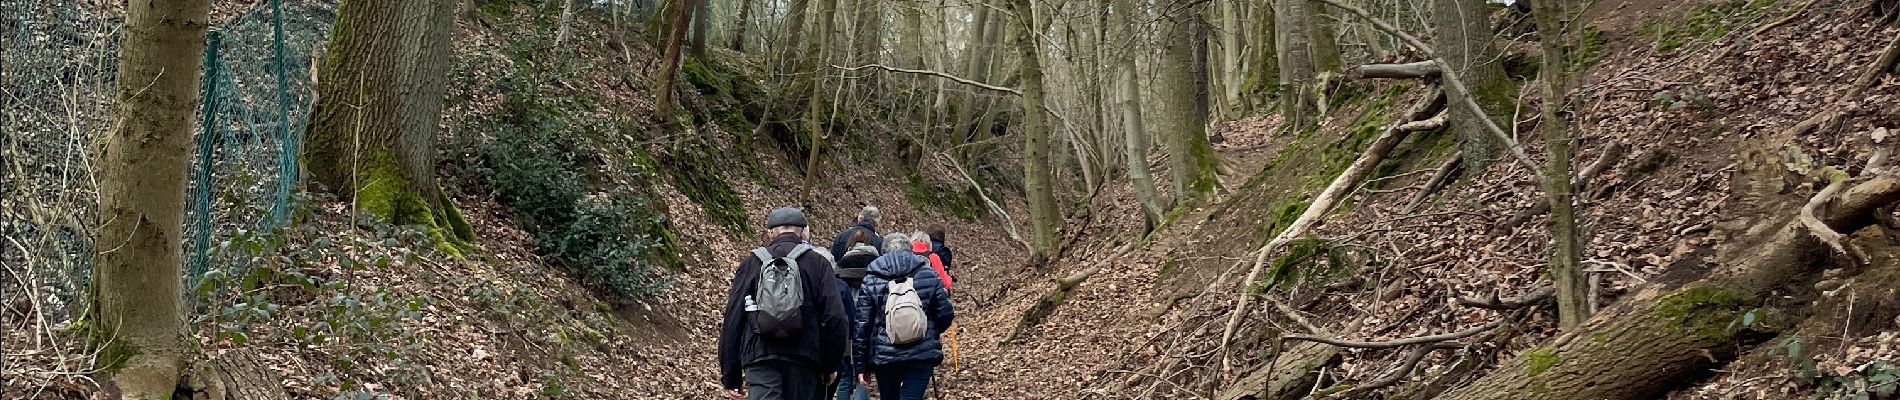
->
<box><xmin>4</xmin><ymin>0</ymin><xmax>1898</xmax><ymax>398</ymax></box>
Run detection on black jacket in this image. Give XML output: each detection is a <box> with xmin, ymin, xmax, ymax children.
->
<box><xmin>829</xmin><ymin>223</ymin><xmax>883</xmax><ymax>258</ymax></box>
<box><xmin>718</xmin><ymin>233</ymin><xmax>849</xmax><ymax>390</ymax></box>
<box><xmin>930</xmin><ymin>240</ymin><xmax>954</xmax><ymax>272</ymax></box>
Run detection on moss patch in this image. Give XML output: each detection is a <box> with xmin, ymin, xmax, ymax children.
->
<box><xmin>1655</xmin><ymin>286</ymin><xmax>1746</xmax><ymax>343</ymax></box>
<box><xmin>1525</xmin><ymin>346</ymin><xmax>1561</xmax><ymax>376</ymax></box>
<box><xmin>1644</xmin><ymin>0</ymin><xmax>1779</xmax><ymax>53</ymax></box>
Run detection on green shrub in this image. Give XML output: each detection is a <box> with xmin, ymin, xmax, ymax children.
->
<box><xmin>473</xmin><ymin>85</ymin><xmax>673</xmax><ymax>305</ymax></box>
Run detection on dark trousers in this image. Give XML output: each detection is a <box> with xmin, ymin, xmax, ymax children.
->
<box><xmin>872</xmin><ymin>360</ymin><xmax>938</xmax><ymax>400</ymax></box>
<box><xmin>744</xmin><ymin>360</ymin><xmax>825</xmax><ymax>400</ymax></box>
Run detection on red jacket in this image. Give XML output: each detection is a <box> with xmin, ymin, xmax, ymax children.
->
<box><xmin>912</xmin><ymin>241</ymin><xmax>953</xmax><ymax>289</ymax></box>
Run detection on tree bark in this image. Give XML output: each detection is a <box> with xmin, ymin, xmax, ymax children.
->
<box><xmin>731</xmin><ymin>0</ymin><xmax>752</xmax><ymax>51</ymax></box>
<box><xmin>1278</xmin><ymin>0</ymin><xmax>1316</xmax><ymax>128</ymax></box>
<box><xmin>801</xmin><ymin>0</ymin><xmax>841</xmax><ymax>202</ymax></box>
<box><xmin>556</xmin><ymin>0</ymin><xmax>581</xmax><ymax>46</ymax></box>
<box><xmin>655</xmin><ymin>0</ymin><xmax>693</xmax><ymax>119</ymax></box>
<box><xmin>1433</xmin><ymin>0</ymin><xmax>1513</xmax><ymax>166</ymax></box>
<box><xmin>92</xmin><ymin>1</ymin><xmax>209</xmax><ymax>397</ymax></box>
<box><xmin>690</xmin><ymin>0</ymin><xmax>711</xmax><ymax>57</ymax></box>
<box><xmin>1006</xmin><ymin>0</ymin><xmax>1060</xmax><ymax>260</ymax></box>
<box><xmin>1346</xmin><ymin>61</ymin><xmax>1441</xmax><ymax>79</ymax></box>
<box><xmin>1527</xmin><ymin>0</ymin><xmax>1589</xmax><ymax>329</ymax></box>
<box><xmin>1305</xmin><ymin>0</ymin><xmax>1342</xmax><ymax>74</ymax></box>
<box><xmin>308</xmin><ymin>0</ymin><xmax>472</xmax><ymax>247</ymax></box>
<box><xmin>1221</xmin><ymin>0</ymin><xmax>1245</xmax><ymax>116</ymax></box>
<box><xmin>1159</xmin><ymin>0</ymin><xmax>1220</xmax><ymax>198</ymax></box>
<box><xmin>1113</xmin><ymin>0</ymin><xmax>1165</xmax><ymax>226</ymax></box>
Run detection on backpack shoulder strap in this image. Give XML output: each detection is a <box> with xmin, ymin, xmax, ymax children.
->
<box><xmin>751</xmin><ymin>247</ymin><xmax>776</xmax><ymax>265</ymax></box>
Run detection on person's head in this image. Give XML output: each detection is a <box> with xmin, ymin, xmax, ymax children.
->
<box><xmin>764</xmin><ymin>207</ymin><xmax>809</xmax><ymax>240</ymax></box>
<box><xmin>926</xmin><ymin>225</ymin><xmax>946</xmax><ymax>244</ymax></box>
<box><xmin>882</xmin><ymin>233</ymin><xmax>911</xmax><ymax>254</ymax></box>
<box><xmin>858</xmin><ymin>206</ymin><xmax>881</xmax><ymax>227</ymax></box>
<box><xmin>910</xmin><ymin>231</ymin><xmax>932</xmax><ymax>254</ymax></box>
<box><xmin>847</xmin><ymin>229</ymin><xmax>876</xmax><ymax>247</ymax></box>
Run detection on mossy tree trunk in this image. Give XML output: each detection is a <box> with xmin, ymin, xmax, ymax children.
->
<box><xmin>848</xmin><ymin>0</ymin><xmax>884</xmax><ymax>112</ymax></box>
<box><xmin>1159</xmin><ymin>0</ymin><xmax>1221</xmax><ymax>198</ymax></box>
<box><xmin>801</xmin><ymin>0</ymin><xmax>840</xmax><ymax>202</ymax></box>
<box><xmin>1305</xmin><ymin>0</ymin><xmax>1342</xmax><ymax>74</ymax></box>
<box><xmin>91</xmin><ymin>1</ymin><xmax>209</xmax><ymax>397</ymax></box>
<box><xmin>656</xmin><ymin>0</ymin><xmax>693</xmax><ymax>119</ymax></box>
<box><xmin>1251</xmin><ymin>0</ymin><xmax>1276</xmax><ymax>110</ymax></box>
<box><xmin>309</xmin><ymin>0</ymin><xmax>473</xmax><ymax>250</ymax></box>
<box><xmin>1528</xmin><ymin>0</ymin><xmax>1590</xmax><ymax>329</ymax></box>
<box><xmin>954</xmin><ymin>0</ymin><xmax>998</xmax><ymax>150</ymax></box>
<box><xmin>731</xmin><ymin>0</ymin><xmax>753</xmax><ymax>51</ymax></box>
<box><xmin>1005</xmin><ymin>0</ymin><xmax>1059</xmax><ymax>260</ymax></box>
<box><xmin>1433</xmin><ymin>0</ymin><xmax>1513</xmax><ymax>166</ymax></box>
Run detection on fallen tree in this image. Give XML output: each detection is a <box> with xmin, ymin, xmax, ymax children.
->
<box><xmin>1438</xmin><ymin>172</ymin><xmax>1900</xmax><ymax>400</ymax></box>
<box><xmin>1347</xmin><ymin>61</ymin><xmax>1441</xmax><ymax>79</ymax></box>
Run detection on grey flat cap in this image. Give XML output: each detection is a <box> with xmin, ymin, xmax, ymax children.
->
<box><xmin>765</xmin><ymin>207</ymin><xmax>808</xmax><ymax>228</ymax></box>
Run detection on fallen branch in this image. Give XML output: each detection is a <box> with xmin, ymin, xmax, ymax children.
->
<box><xmin>936</xmin><ymin>152</ymin><xmax>1032</xmax><ymax>250</ymax></box>
<box><xmin>1457</xmin><ymin>285</ymin><xmax>1556</xmax><ymax>310</ymax></box>
<box><xmin>1315</xmin><ymin>0</ymin><xmax>1549</xmax><ymax>186</ymax></box>
<box><xmin>1282</xmin><ymin>320</ymin><xmax>1504</xmax><ymax>350</ymax></box>
<box><xmin>1405</xmin><ymin>152</ymin><xmax>1463</xmax><ymax>212</ymax></box>
<box><xmin>1321</xmin><ymin>342</ymin><xmax>1463</xmax><ymax>399</ymax></box>
<box><xmin>1347</xmin><ymin>61</ymin><xmax>1441</xmax><ymax>80</ymax></box>
<box><xmin>1006</xmin><ymin>241</ymin><xmax>1141</xmax><ymax>342</ymax></box>
<box><xmin>1488</xmin><ymin>141</ymin><xmax>1631</xmax><ymax>235</ymax></box>
<box><xmin>831</xmin><ymin>64</ymin><xmax>1021</xmax><ymax>96</ymax></box>
<box><xmin>1217</xmin><ymin>89</ymin><xmax>1446</xmax><ymax>379</ymax></box>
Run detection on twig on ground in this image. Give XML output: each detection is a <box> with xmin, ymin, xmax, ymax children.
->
<box><xmin>1456</xmin><ymin>285</ymin><xmax>1556</xmax><ymax>310</ymax></box>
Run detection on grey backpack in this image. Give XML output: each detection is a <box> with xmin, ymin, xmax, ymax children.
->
<box><xmin>751</xmin><ymin>244</ymin><xmax>810</xmax><ymax>338</ymax></box>
<box><xmin>883</xmin><ymin>266</ymin><xmax>928</xmax><ymax>345</ymax></box>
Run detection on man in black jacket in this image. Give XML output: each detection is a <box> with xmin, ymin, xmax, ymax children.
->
<box><xmin>719</xmin><ymin>208</ymin><xmax>850</xmax><ymax>400</ymax></box>
<box><xmin>829</xmin><ymin>206</ymin><xmax>884</xmax><ymax>257</ymax></box>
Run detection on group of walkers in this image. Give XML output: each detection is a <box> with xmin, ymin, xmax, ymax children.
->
<box><xmin>719</xmin><ymin>206</ymin><xmax>960</xmax><ymax>400</ymax></box>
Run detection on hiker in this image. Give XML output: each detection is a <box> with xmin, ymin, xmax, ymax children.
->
<box><xmin>830</xmin><ymin>206</ymin><xmax>885</xmax><ymax>258</ymax></box>
<box><xmin>925</xmin><ymin>225</ymin><xmax>953</xmax><ymax>274</ymax></box>
<box><xmin>829</xmin><ymin>231</ymin><xmax>880</xmax><ymax>400</ymax></box>
<box><xmin>719</xmin><ymin>208</ymin><xmax>850</xmax><ymax>400</ymax></box>
<box><xmin>909</xmin><ymin>232</ymin><xmax>953</xmax><ymax>290</ymax></box>
<box><xmin>852</xmin><ymin>233</ymin><xmax>955</xmax><ymax>400</ymax></box>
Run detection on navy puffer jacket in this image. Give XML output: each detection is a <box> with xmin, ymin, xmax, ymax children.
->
<box><xmin>852</xmin><ymin>251</ymin><xmax>955</xmax><ymax>372</ymax></box>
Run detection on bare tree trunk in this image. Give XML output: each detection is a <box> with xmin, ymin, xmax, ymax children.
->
<box><xmin>691</xmin><ymin>0</ymin><xmax>711</xmax><ymax>57</ymax></box>
<box><xmin>1006</xmin><ymin>0</ymin><xmax>1060</xmax><ymax>260</ymax></box>
<box><xmin>400</xmin><ymin>0</ymin><xmax>457</xmax><ymax>214</ymax></box>
<box><xmin>92</xmin><ymin>1</ymin><xmax>209</xmax><ymax>397</ymax></box>
<box><xmin>656</xmin><ymin>0</ymin><xmax>693</xmax><ymax>119</ymax></box>
<box><xmin>1277</xmin><ymin>0</ymin><xmax>1316</xmax><ymax>127</ymax></box>
<box><xmin>955</xmin><ymin>0</ymin><xmax>998</xmax><ymax>147</ymax></box>
<box><xmin>801</xmin><ymin>0</ymin><xmax>841</xmax><ymax>202</ymax></box>
<box><xmin>1528</xmin><ymin>0</ymin><xmax>1590</xmax><ymax>329</ymax></box>
<box><xmin>1433</xmin><ymin>0</ymin><xmax>1513</xmax><ymax>166</ymax></box>
<box><xmin>556</xmin><ymin>0</ymin><xmax>581</xmax><ymax>46</ymax></box>
<box><xmin>1115</xmin><ymin>0</ymin><xmax>1164</xmax><ymax>227</ymax></box>
<box><xmin>776</xmin><ymin>0</ymin><xmax>814</xmax><ymax>76</ymax></box>
<box><xmin>1158</xmin><ymin>0</ymin><xmax>1221</xmax><ymax>199</ymax></box>
<box><xmin>1221</xmin><ymin>0</ymin><xmax>1245</xmax><ymax>116</ymax></box>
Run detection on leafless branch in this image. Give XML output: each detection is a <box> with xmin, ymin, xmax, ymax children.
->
<box><xmin>830</xmin><ymin>64</ymin><xmax>1021</xmax><ymax>95</ymax></box>
<box><xmin>1457</xmin><ymin>285</ymin><xmax>1556</xmax><ymax>310</ymax></box>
